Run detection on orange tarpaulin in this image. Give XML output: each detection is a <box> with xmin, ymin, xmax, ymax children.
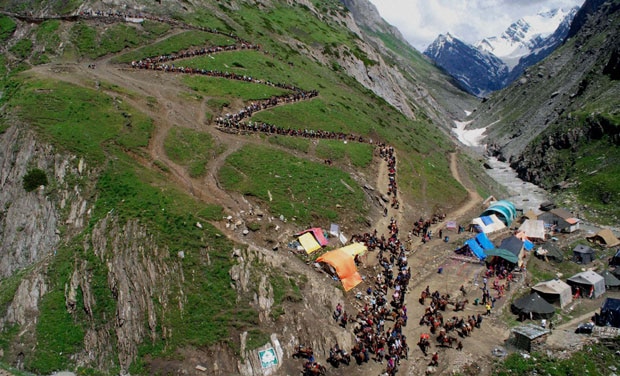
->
<box><xmin>316</xmin><ymin>248</ymin><xmax>363</xmax><ymax>291</ymax></box>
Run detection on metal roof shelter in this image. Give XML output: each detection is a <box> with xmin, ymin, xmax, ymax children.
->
<box><xmin>512</xmin><ymin>323</ymin><xmax>551</xmax><ymax>352</ymax></box>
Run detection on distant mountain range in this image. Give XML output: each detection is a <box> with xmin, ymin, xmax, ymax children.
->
<box><xmin>424</xmin><ymin>7</ymin><xmax>579</xmax><ymax>97</ymax></box>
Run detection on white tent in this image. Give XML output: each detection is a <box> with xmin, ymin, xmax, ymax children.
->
<box><xmin>471</xmin><ymin>214</ymin><xmax>506</xmax><ymax>234</ymax></box>
<box><xmin>518</xmin><ymin>219</ymin><xmax>546</xmax><ymax>241</ymax></box>
<box><xmin>531</xmin><ymin>279</ymin><xmax>572</xmax><ymax>308</ymax></box>
<box><xmin>567</xmin><ymin>271</ymin><xmax>606</xmax><ymax>298</ymax></box>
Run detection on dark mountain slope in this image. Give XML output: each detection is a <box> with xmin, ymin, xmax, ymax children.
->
<box><xmin>470</xmin><ymin>0</ymin><xmax>620</xmax><ymax>224</ymax></box>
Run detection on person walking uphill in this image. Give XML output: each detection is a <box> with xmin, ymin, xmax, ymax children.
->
<box><xmin>486</xmin><ymin>302</ymin><xmax>492</xmax><ymax>316</ymax></box>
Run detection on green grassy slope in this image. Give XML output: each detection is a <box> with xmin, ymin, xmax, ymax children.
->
<box><xmin>0</xmin><ymin>0</ymin><xmax>472</xmax><ymax>374</ymax></box>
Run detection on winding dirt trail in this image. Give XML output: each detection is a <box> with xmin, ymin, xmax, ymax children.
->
<box><xmin>28</xmin><ymin>29</ymin><xmax>503</xmax><ymax>375</ymax></box>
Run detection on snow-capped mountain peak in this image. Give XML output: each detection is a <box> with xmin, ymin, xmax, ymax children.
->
<box><xmin>476</xmin><ymin>7</ymin><xmax>578</xmax><ymax>68</ymax></box>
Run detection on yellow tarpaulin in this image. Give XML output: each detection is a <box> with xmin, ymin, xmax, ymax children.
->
<box><xmin>338</xmin><ymin>243</ymin><xmax>367</xmax><ymax>257</ymax></box>
<box><xmin>299</xmin><ymin>232</ymin><xmax>321</xmax><ymax>254</ymax></box>
<box><xmin>316</xmin><ymin>248</ymin><xmax>363</xmax><ymax>291</ymax></box>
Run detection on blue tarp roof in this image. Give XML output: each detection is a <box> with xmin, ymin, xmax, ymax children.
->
<box><xmin>465</xmin><ymin>239</ymin><xmax>487</xmax><ymax>260</ymax></box>
<box><xmin>476</xmin><ymin>233</ymin><xmax>495</xmax><ymax>250</ymax></box>
<box><xmin>481</xmin><ymin>216</ymin><xmax>494</xmax><ymax>225</ymax></box>
<box><xmin>523</xmin><ymin>239</ymin><xmax>534</xmax><ymax>251</ymax></box>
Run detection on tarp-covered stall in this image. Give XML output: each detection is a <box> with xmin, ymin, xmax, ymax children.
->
<box><xmin>298</xmin><ymin>232</ymin><xmax>322</xmax><ymax>254</ymax></box>
<box><xmin>596</xmin><ymin>298</ymin><xmax>620</xmax><ymax>328</ymax></box>
<box><xmin>511</xmin><ymin>292</ymin><xmax>556</xmax><ymax>319</ymax></box>
<box><xmin>461</xmin><ymin>232</ymin><xmax>495</xmax><ymax>259</ymax></box>
<box><xmin>484</xmin><ymin>248</ymin><xmax>519</xmax><ymax>264</ymax></box>
<box><xmin>531</xmin><ymin>279</ymin><xmax>572</xmax><ymax>308</ymax></box>
<box><xmin>338</xmin><ymin>242</ymin><xmax>367</xmax><ymax>257</ymax></box>
<box><xmin>518</xmin><ymin>219</ymin><xmax>546</xmax><ymax>242</ymax></box>
<box><xmin>610</xmin><ymin>249</ymin><xmax>620</xmax><ymax>266</ymax></box>
<box><xmin>296</xmin><ymin>228</ymin><xmax>329</xmax><ymax>246</ymax></box>
<box><xmin>587</xmin><ymin>228</ymin><xmax>620</xmax><ymax>248</ymax></box>
<box><xmin>500</xmin><ymin>236</ymin><xmax>526</xmax><ymax>267</ymax></box>
<box><xmin>567</xmin><ymin>271</ymin><xmax>606</xmax><ymax>299</ymax></box>
<box><xmin>534</xmin><ymin>242</ymin><xmax>564</xmax><ymax>263</ymax></box>
<box><xmin>601</xmin><ymin>270</ymin><xmax>620</xmax><ymax>290</ymax></box>
<box><xmin>316</xmin><ymin>248</ymin><xmax>363</xmax><ymax>291</ymax></box>
<box><xmin>464</xmin><ymin>238</ymin><xmax>487</xmax><ymax>260</ymax></box>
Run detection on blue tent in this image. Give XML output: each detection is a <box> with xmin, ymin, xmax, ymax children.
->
<box><xmin>476</xmin><ymin>233</ymin><xmax>496</xmax><ymax>250</ymax></box>
<box><xmin>480</xmin><ymin>200</ymin><xmax>517</xmax><ymax>226</ymax></box>
<box><xmin>465</xmin><ymin>239</ymin><xmax>487</xmax><ymax>260</ymax></box>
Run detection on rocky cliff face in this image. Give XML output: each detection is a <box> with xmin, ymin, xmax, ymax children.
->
<box><xmin>341</xmin><ymin>0</ymin><xmax>478</xmax><ymax>127</ymax></box>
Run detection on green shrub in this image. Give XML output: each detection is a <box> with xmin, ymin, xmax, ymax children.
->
<box><xmin>9</xmin><ymin>39</ymin><xmax>33</xmax><ymax>59</ymax></box>
<box><xmin>23</xmin><ymin>168</ymin><xmax>48</xmax><ymax>192</ymax></box>
<box><xmin>0</xmin><ymin>15</ymin><xmax>16</xmax><ymax>42</ymax></box>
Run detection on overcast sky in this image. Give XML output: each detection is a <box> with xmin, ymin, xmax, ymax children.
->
<box><xmin>368</xmin><ymin>0</ymin><xmax>585</xmax><ymax>51</ymax></box>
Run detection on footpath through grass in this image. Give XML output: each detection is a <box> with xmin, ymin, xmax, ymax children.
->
<box><xmin>2</xmin><ymin>76</ymin><xmax>255</xmax><ymax>374</ymax></box>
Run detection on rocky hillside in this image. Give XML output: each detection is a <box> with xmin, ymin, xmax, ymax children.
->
<box><xmin>0</xmin><ymin>0</ymin><xmax>480</xmax><ymax>375</ymax></box>
<box><xmin>341</xmin><ymin>0</ymin><xmax>478</xmax><ymax>125</ymax></box>
<box><xmin>468</xmin><ymin>0</ymin><xmax>620</xmax><ymax>223</ymax></box>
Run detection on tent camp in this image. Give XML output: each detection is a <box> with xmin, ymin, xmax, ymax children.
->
<box><xmin>518</xmin><ymin>220</ymin><xmax>546</xmax><ymax>242</ymax></box>
<box><xmin>316</xmin><ymin>248</ymin><xmax>363</xmax><ymax>291</ymax></box>
<box><xmin>595</xmin><ymin>298</ymin><xmax>620</xmax><ymax>328</ymax></box>
<box><xmin>587</xmin><ymin>228</ymin><xmax>620</xmax><ymax>248</ymax></box>
<box><xmin>600</xmin><ymin>270</ymin><xmax>620</xmax><ymax>290</ymax></box>
<box><xmin>573</xmin><ymin>244</ymin><xmax>595</xmax><ymax>264</ymax></box>
<box><xmin>471</xmin><ymin>214</ymin><xmax>506</xmax><ymax>234</ymax></box>
<box><xmin>531</xmin><ymin>279</ymin><xmax>572</xmax><ymax>308</ymax></box>
<box><xmin>511</xmin><ymin>292</ymin><xmax>556</xmax><ymax>319</ymax></box>
<box><xmin>480</xmin><ymin>200</ymin><xmax>517</xmax><ymax>227</ymax></box>
<box><xmin>567</xmin><ymin>271</ymin><xmax>606</xmax><ymax>299</ymax></box>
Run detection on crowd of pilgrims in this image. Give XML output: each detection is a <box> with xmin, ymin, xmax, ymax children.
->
<box><xmin>318</xmin><ymin>146</ymin><xmax>411</xmax><ymax>375</ymax></box>
<box><xmin>84</xmin><ymin>10</ymin><xmax>481</xmax><ymax>373</ymax></box>
<box><xmin>77</xmin><ymin>9</ymin><xmax>252</xmax><ymax>45</ymax></box>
